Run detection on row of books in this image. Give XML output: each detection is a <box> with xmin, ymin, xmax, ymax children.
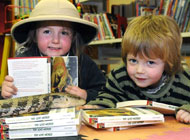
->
<box><xmin>136</xmin><ymin>0</ymin><xmax>190</xmax><ymax>32</ymax></box>
<box><xmin>83</xmin><ymin>13</ymin><xmax>115</xmax><ymax>40</ymax></box>
<box><xmin>162</xmin><ymin>0</ymin><xmax>190</xmax><ymax>32</ymax></box>
<box><xmin>0</xmin><ymin>107</ymin><xmax>82</xmax><ymax>139</ymax></box>
<box><xmin>13</xmin><ymin>0</ymin><xmax>40</xmax><ymax>18</ymax></box>
<box><xmin>83</xmin><ymin>12</ymin><xmax>128</xmax><ymax>40</ymax></box>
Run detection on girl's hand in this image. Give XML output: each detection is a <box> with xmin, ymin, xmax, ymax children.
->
<box><xmin>65</xmin><ymin>85</ymin><xmax>87</xmax><ymax>100</ymax></box>
<box><xmin>176</xmin><ymin>109</ymin><xmax>190</xmax><ymax>124</ymax></box>
<box><xmin>1</xmin><ymin>75</ymin><xmax>17</xmax><ymax>99</ymax></box>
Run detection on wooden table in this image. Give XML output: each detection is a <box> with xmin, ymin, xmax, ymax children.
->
<box><xmin>79</xmin><ymin>116</ymin><xmax>190</xmax><ymax>140</ymax></box>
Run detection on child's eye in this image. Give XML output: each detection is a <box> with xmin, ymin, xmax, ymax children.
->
<box><xmin>128</xmin><ymin>59</ymin><xmax>137</xmax><ymax>64</ymax></box>
<box><xmin>147</xmin><ymin>61</ymin><xmax>155</xmax><ymax>65</ymax></box>
<box><xmin>43</xmin><ymin>30</ymin><xmax>50</xmax><ymax>34</ymax></box>
<box><xmin>62</xmin><ymin>31</ymin><xmax>69</xmax><ymax>35</ymax></box>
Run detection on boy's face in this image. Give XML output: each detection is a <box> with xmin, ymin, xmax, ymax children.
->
<box><xmin>36</xmin><ymin>21</ymin><xmax>73</xmax><ymax>56</ymax></box>
<box><xmin>126</xmin><ymin>53</ymin><xmax>165</xmax><ymax>88</ymax></box>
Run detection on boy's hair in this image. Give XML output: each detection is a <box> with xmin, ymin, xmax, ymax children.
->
<box><xmin>121</xmin><ymin>15</ymin><xmax>182</xmax><ymax>76</ymax></box>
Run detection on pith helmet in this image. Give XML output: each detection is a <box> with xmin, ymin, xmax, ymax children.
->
<box><xmin>11</xmin><ymin>0</ymin><xmax>98</xmax><ymax>46</ymax></box>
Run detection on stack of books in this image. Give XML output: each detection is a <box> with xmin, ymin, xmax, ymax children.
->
<box><xmin>82</xmin><ymin>107</ymin><xmax>164</xmax><ymax>131</ymax></box>
<box><xmin>0</xmin><ymin>107</ymin><xmax>82</xmax><ymax>139</ymax></box>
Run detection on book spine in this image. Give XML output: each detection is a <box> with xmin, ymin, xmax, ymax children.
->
<box><xmin>96</xmin><ymin>14</ymin><xmax>104</xmax><ymax>40</ymax></box>
<box><xmin>172</xmin><ymin>0</ymin><xmax>178</xmax><ymax>18</ymax></box>
<box><xmin>87</xmin><ymin>114</ymin><xmax>164</xmax><ymax>124</ymax></box>
<box><xmin>2</xmin><ymin>108</ymin><xmax>75</xmax><ymax>124</ymax></box>
<box><xmin>151</xmin><ymin>101</ymin><xmax>178</xmax><ymax>110</ymax></box>
<box><xmin>1</xmin><ymin>131</ymin><xmax>78</xmax><ymax>139</ymax></box>
<box><xmin>163</xmin><ymin>0</ymin><xmax>171</xmax><ymax>15</ymax></box>
<box><xmin>103</xmin><ymin>13</ymin><xmax>115</xmax><ymax>39</ymax></box>
<box><xmin>1</xmin><ymin>118</ymin><xmax>79</xmax><ymax>130</ymax></box>
<box><xmin>4</xmin><ymin>125</ymin><xmax>78</xmax><ymax>134</ymax></box>
<box><xmin>92</xmin><ymin>120</ymin><xmax>164</xmax><ymax>129</ymax></box>
<box><xmin>183</xmin><ymin>4</ymin><xmax>190</xmax><ymax>32</ymax></box>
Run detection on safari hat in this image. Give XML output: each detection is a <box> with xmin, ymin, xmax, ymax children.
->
<box><xmin>11</xmin><ymin>0</ymin><xmax>98</xmax><ymax>46</ymax></box>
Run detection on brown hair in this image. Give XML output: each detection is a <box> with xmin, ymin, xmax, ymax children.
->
<box><xmin>121</xmin><ymin>15</ymin><xmax>182</xmax><ymax>76</ymax></box>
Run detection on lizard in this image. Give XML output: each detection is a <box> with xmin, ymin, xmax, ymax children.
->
<box><xmin>0</xmin><ymin>92</ymin><xmax>85</xmax><ymax>117</ymax></box>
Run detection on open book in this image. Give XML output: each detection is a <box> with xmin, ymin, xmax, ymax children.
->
<box><xmin>8</xmin><ymin>56</ymin><xmax>78</xmax><ymax>98</ymax></box>
<box><xmin>116</xmin><ymin>100</ymin><xmax>178</xmax><ymax>114</ymax></box>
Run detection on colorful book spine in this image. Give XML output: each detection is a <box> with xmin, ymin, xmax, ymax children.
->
<box><xmin>103</xmin><ymin>13</ymin><xmax>115</xmax><ymax>39</ymax></box>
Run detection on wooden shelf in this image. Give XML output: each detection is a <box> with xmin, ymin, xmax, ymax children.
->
<box><xmin>181</xmin><ymin>32</ymin><xmax>190</xmax><ymax>38</ymax></box>
<box><xmin>89</xmin><ymin>38</ymin><xmax>122</xmax><ymax>45</ymax></box>
<box><xmin>89</xmin><ymin>32</ymin><xmax>190</xmax><ymax>45</ymax></box>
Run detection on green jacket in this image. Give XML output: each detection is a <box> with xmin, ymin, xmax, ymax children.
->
<box><xmin>88</xmin><ymin>62</ymin><xmax>190</xmax><ymax>113</ymax></box>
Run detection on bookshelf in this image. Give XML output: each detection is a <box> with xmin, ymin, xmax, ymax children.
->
<box><xmin>79</xmin><ymin>0</ymin><xmax>190</xmax><ymax>73</ymax></box>
<box><xmin>89</xmin><ymin>32</ymin><xmax>190</xmax><ymax>45</ymax></box>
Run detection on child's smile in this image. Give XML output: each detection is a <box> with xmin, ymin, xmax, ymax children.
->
<box><xmin>36</xmin><ymin>21</ymin><xmax>73</xmax><ymax>56</ymax></box>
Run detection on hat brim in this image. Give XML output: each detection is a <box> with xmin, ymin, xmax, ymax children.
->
<box><xmin>11</xmin><ymin>15</ymin><xmax>98</xmax><ymax>46</ymax></box>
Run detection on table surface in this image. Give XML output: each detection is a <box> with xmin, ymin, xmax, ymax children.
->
<box><xmin>79</xmin><ymin>116</ymin><xmax>190</xmax><ymax>140</ymax></box>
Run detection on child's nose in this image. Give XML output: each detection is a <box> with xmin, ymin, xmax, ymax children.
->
<box><xmin>52</xmin><ymin>33</ymin><xmax>60</xmax><ymax>43</ymax></box>
<box><xmin>136</xmin><ymin>64</ymin><xmax>145</xmax><ymax>73</ymax></box>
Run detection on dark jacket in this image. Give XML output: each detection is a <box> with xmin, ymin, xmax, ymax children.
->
<box><xmin>15</xmin><ymin>48</ymin><xmax>106</xmax><ymax>103</ymax></box>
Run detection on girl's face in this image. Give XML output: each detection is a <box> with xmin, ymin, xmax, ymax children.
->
<box><xmin>36</xmin><ymin>21</ymin><xmax>73</xmax><ymax>56</ymax></box>
<box><xmin>127</xmin><ymin>53</ymin><xmax>165</xmax><ymax>88</ymax></box>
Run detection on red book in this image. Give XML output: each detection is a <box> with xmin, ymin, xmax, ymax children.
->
<box><xmin>159</xmin><ymin>0</ymin><xmax>165</xmax><ymax>15</ymax></box>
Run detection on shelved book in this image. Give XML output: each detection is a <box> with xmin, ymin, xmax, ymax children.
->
<box><xmin>82</xmin><ymin>107</ymin><xmax>164</xmax><ymax>131</ymax></box>
<box><xmin>116</xmin><ymin>100</ymin><xmax>178</xmax><ymax>114</ymax></box>
<box><xmin>0</xmin><ymin>108</ymin><xmax>82</xmax><ymax>139</ymax></box>
<box><xmin>8</xmin><ymin>56</ymin><xmax>78</xmax><ymax>98</ymax></box>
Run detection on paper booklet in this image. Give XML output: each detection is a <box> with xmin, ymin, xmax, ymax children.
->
<box><xmin>8</xmin><ymin>56</ymin><xmax>78</xmax><ymax>98</ymax></box>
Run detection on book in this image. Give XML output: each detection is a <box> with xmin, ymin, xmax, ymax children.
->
<box><xmin>0</xmin><ymin>110</ymin><xmax>82</xmax><ymax>131</ymax></box>
<box><xmin>1</xmin><ymin>121</ymin><xmax>82</xmax><ymax>139</ymax></box>
<box><xmin>83</xmin><ymin>119</ymin><xmax>164</xmax><ymax>129</ymax></box>
<box><xmin>116</xmin><ymin>100</ymin><xmax>178</xmax><ymax>114</ymax></box>
<box><xmin>8</xmin><ymin>56</ymin><xmax>78</xmax><ymax>98</ymax></box>
<box><xmin>82</xmin><ymin>107</ymin><xmax>164</xmax><ymax>124</ymax></box>
<box><xmin>1</xmin><ymin>131</ymin><xmax>78</xmax><ymax>139</ymax></box>
<box><xmin>0</xmin><ymin>107</ymin><xmax>76</xmax><ymax>124</ymax></box>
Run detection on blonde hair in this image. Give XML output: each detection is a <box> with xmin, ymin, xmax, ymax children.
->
<box><xmin>121</xmin><ymin>15</ymin><xmax>182</xmax><ymax>76</ymax></box>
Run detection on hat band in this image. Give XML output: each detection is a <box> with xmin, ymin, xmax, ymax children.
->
<box><xmin>31</xmin><ymin>8</ymin><xmax>80</xmax><ymax>18</ymax></box>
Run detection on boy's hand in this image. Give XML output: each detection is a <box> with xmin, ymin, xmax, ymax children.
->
<box><xmin>176</xmin><ymin>109</ymin><xmax>190</xmax><ymax>124</ymax></box>
<box><xmin>65</xmin><ymin>85</ymin><xmax>87</xmax><ymax>100</ymax></box>
<box><xmin>1</xmin><ymin>75</ymin><xmax>17</xmax><ymax>99</ymax></box>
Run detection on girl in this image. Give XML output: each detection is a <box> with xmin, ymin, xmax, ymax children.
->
<box><xmin>1</xmin><ymin>0</ymin><xmax>106</xmax><ymax>103</ymax></box>
<box><xmin>86</xmin><ymin>15</ymin><xmax>190</xmax><ymax>124</ymax></box>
